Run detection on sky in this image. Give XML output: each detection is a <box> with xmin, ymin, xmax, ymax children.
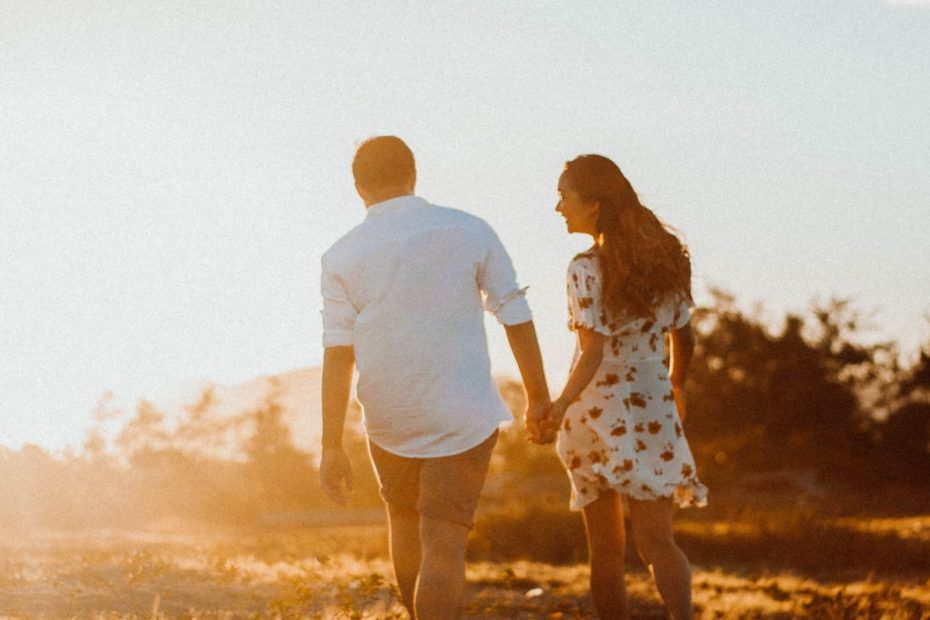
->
<box><xmin>2</xmin><ymin>0</ymin><xmax>929</xmax><ymax>452</ymax></box>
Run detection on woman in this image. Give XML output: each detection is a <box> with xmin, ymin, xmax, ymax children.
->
<box><xmin>545</xmin><ymin>154</ymin><xmax>707</xmax><ymax>620</ymax></box>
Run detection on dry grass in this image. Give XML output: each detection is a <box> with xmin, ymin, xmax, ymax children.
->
<box><xmin>1</xmin><ymin>521</ymin><xmax>929</xmax><ymax>619</ymax></box>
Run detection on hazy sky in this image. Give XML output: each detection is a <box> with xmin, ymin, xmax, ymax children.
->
<box><xmin>2</xmin><ymin>0</ymin><xmax>929</xmax><ymax>452</ymax></box>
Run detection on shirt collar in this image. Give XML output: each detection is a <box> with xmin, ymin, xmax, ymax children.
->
<box><xmin>365</xmin><ymin>195</ymin><xmax>429</xmax><ymax>219</ymax></box>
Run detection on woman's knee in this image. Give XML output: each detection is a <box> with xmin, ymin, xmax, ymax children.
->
<box><xmin>583</xmin><ymin>492</ymin><xmax>625</xmax><ymax>557</ymax></box>
<box><xmin>632</xmin><ymin>525</ymin><xmax>676</xmax><ymax>565</ymax></box>
<box><xmin>586</xmin><ymin>522</ymin><xmax>625</xmax><ymax>560</ymax></box>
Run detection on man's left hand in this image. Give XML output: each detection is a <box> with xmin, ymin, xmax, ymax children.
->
<box><xmin>320</xmin><ymin>446</ymin><xmax>354</xmax><ymax>505</ymax></box>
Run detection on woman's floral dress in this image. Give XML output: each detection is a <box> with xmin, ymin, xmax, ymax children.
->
<box><xmin>556</xmin><ymin>250</ymin><xmax>708</xmax><ymax>510</ymax></box>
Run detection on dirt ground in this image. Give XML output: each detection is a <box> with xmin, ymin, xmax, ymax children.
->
<box><xmin>1</xmin><ymin>526</ymin><xmax>928</xmax><ymax>619</ymax></box>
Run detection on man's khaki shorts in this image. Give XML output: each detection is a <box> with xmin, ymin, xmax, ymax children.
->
<box><xmin>367</xmin><ymin>430</ymin><xmax>498</xmax><ymax>529</ymax></box>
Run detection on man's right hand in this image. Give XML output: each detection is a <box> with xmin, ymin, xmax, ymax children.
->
<box><xmin>524</xmin><ymin>399</ymin><xmax>551</xmax><ymax>444</ymax></box>
<box><xmin>536</xmin><ymin>397</ymin><xmax>568</xmax><ymax>444</ymax></box>
<box><xmin>320</xmin><ymin>446</ymin><xmax>354</xmax><ymax>505</ymax></box>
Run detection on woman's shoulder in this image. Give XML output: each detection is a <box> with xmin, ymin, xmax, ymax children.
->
<box><xmin>572</xmin><ymin>248</ymin><xmax>598</xmax><ymax>262</ymax></box>
<box><xmin>567</xmin><ymin>249</ymin><xmax>600</xmax><ymax>272</ymax></box>
<box><xmin>566</xmin><ymin>251</ymin><xmax>601</xmax><ymax>290</ymax></box>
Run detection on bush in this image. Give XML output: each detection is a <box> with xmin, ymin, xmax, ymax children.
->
<box><xmin>470</xmin><ymin>500</ymin><xmax>587</xmax><ymax>565</ymax></box>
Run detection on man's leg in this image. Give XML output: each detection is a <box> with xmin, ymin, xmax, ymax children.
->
<box><xmin>386</xmin><ymin>503</ymin><xmax>421</xmax><ymax>616</ymax></box>
<box><xmin>414</xmin><ymin>430</ymin><xmax>498</xmax><ymax>620</ymax></box>
<box><xmin>368</xmin><ymin>439</ymin><xmax>424</xmax><ymax>618</ymax></box>
<box><xmin>416</xmin><ymin>515</ymin><xmax>470</xmax><ymax>620</ymax></box>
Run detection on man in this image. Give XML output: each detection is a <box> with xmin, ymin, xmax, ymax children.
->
<box><xmin>320</xmin><ymin>136</ymin><xmax>549</xmax><ymax>619</ymax></box>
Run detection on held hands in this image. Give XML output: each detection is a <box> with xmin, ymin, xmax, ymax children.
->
<box><xmin>539</xmin><ymin>398</ymin><xmax>568</xmax><ymax>444</ymax></box>
<box><xmin>320</xmin><ymin>446</ymin><xmax>354</xmax><ymax>505</ymax></box>
<box><xmin>524</xmin><ymin>397</ymin><xmax>569</xmax><ymax>445</ymax></box>
<box><xmin>524</xmin><ymin>398</ymin><xmax>550</xmax><ymax>444</ymax></box>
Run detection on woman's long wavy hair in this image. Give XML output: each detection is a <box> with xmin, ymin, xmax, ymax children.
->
<box><xmin>563</xmin><ymin>154</ymin><xmax>691</xmax><ymax>320</ymax></box>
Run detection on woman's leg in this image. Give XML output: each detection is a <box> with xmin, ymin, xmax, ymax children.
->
<box><xmin>628</xmin><ymin>497</ymin><xmax>692</xmax><ymax>620</ymax></box>
<box><xmin>582</xmin><ymin>490</ymin><xmax>627</xmax><ymax>620</ymax></box>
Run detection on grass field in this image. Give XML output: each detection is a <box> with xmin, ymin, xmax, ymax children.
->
<box><xmin>2</xmin><ymin>514</ymin><xmax>929</xmax><ymax>620</ymax></box>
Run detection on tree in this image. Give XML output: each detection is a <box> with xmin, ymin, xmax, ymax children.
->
<box><xmin>878</xmin><ymin>343</ymin><xmax>930</xmax><ymax>479</ymax></box>
<box><xmin>684</xmin><ymin>290</ymin><xmax>877</xmax><ymax>477</ymax></box>
<box><xmin>243</xmin><ymin>394</ymin><xmax>320</xmax><ymax>513</ymax></box>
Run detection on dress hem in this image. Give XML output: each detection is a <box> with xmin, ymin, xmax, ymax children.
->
<box><xmin>569</xmin><ymin>478</ymin><xmax>709</xmax><ymax>512</ymax></box>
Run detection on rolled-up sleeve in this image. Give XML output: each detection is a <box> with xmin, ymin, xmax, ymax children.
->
<box><xmin>321</xmin><ymin>257</ymin><xmax>357</xmax><ymax>347</ymax></box>
<box><xmin>478</xmin><ymin>225</ymin><xmax>532</xmax><ymax>325</ymax></box>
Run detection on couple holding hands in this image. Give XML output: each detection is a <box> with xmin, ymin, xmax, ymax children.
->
<box><xmin>320</xmin><ymin>136</ymin><xmax>707</xmax><ymax>620</ymax></box>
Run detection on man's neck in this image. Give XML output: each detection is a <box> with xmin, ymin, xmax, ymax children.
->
<box><xmin>363</xmin><ymin>187</ymin><xmax>414</xmax><ymax>208</ymax></box>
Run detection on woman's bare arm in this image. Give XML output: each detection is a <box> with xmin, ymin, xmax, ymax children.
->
<box><xmin>669</xmin><ymin>323</ymin><xmax>694</xmax><ymax>421</ymax></box>
<box><xmin>541</xmin><ymin>327</ymin><xmax>605</xmax><ymax>441</ymax></box>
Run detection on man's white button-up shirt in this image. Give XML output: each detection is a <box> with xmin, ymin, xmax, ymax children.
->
<box><xmin>321</xmin><ymin>195</ymin><xmax>532</xmax><ymax>457</ymax></box>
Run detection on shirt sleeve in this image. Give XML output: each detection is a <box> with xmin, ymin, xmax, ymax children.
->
<box><xmin>478</xmin><ymin>225</ymin><xmax>532</xmax><ymax>325</ymax></box>
<box><xmin>670</xmin><ymin>293</ymin><xmax>693</xmax><ymax>330</ymax></box>
<box><xmin>320</xmin><ymin>257</ymin><xmax>358</xmax><ymax>347</ymax></box>
<box><xmin>566</xmin><ymin>256</ymin><xmax>612</xmax><ymax>336</ymax></box>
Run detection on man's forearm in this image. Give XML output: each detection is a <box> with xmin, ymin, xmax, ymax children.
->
<box><xmin>321</xmin><ymin>346</ymin><xmax>356</xmax><ymax>449</ymax></box>
<box><xmin>504</xmin><ymin>321</ymin><xmax>550</xmax><ymax>401</ymax></box>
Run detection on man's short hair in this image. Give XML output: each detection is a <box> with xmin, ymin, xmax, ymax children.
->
<box><xmin>352</xmin><ymin>136</ymin><xmax>416</xmax><ymax>191</ymax></box>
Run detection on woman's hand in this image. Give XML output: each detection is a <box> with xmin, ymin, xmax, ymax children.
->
<box><xmin>524</xmin><ymin>398</ymin><xmax>550</xmax><ymax>443</ymax></box>
<box><xmin>536</xmin><ymin>397</ymin><xmax>569</xmax><ymax>444</ymax></box>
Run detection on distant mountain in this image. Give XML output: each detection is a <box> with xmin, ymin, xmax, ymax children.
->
<box><xmin>202</xmin><ymin>366</ymin><xmax>325</xmax><ymax>453</ymax></box>
<box><xmin>161</xmin><ymin>367</ymin><xmax>516</xmax><ymax>457</ymax></box>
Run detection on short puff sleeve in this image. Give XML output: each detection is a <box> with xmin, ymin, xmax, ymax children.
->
<box><xmin>669</xmin><ymin>293</ymin><xmax>693</xmax><ymax>330</ymax></box>
<box><xmin>566</xmin><ymin>255</ymin><xmax>611</xmax><ymax>336</ymax></box>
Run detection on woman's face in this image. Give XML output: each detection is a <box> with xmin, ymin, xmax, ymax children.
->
<box><xmin>556</xmin><ymin>173</ymin><xmax>600</xmax><ymax>236</ymax></box>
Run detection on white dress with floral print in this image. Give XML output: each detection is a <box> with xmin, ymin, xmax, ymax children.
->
<box><xmin>556</xmin><ymin>251</ymin><xmax>708</xmax><ymax>511</ymax></box>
